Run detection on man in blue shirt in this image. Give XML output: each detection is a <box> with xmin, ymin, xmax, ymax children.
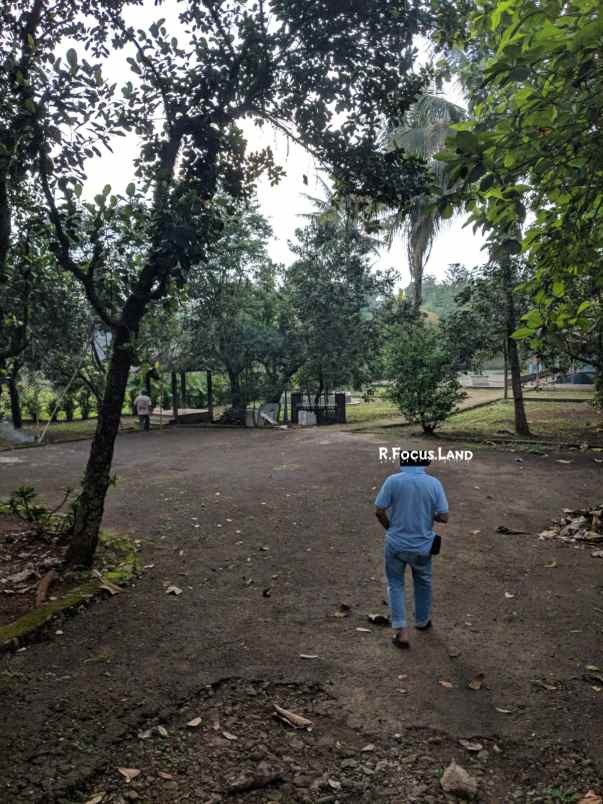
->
<box><xmin>374</xmin><ymin>450</ymin><xmax>449</xmax><ymax>649</ymax></box>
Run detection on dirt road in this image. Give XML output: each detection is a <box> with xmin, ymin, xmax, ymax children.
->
<box><xmin>1</xmin><ymin>427</ymin><xmax>601</xmax><ymax>802</ymax></box>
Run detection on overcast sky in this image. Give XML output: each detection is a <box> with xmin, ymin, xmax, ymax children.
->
<box><xmin>80</xmin><ymin>6</ymin><xmax>487</xmax><ymax>288</ymax></box>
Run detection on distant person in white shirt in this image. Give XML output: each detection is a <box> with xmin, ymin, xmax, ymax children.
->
<box><xmin>133</xmin><ymin>392</ymin><xmax>152</xmax><ymax>432</ymax></box>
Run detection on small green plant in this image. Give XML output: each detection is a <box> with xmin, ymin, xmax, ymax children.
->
<box><xmin>387</xmin><ymin>319</ymin><xmax>466</xmax><ymax>434</ymax></box>
<box><xmin>543</xmin><ymin>788</ymin><xmax>579</xmax><ymax>804</ymax></box>
<box><xmin>4</xmin><ymin>485</ymin><xmax>80</xmax><ymax>542</ymax></box>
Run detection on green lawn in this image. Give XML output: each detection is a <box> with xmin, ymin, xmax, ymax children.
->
<box><xmin>346</xmin><ymin>400</ymin><xmax>400</xmax><ymax>423</ymax></box>
<box><xmin>440</xmin><ymin>398</ymin><xmax>602</xmax><ymax>442</ymax></box>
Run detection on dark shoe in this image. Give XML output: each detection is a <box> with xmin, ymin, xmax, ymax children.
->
<box><xmin>392</xmin><ymin>634</ymin><xmax>410</xmax><ymax>649</ymax></box>
<box><xmin>415</xmin><ymin>620</ymin><xmax>432</xmax><ymax>631</ymax></box>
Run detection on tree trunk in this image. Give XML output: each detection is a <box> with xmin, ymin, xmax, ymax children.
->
<box><xmin>8</xmin><ymin>361</ymin><xmax>22</xmax><ymax>429</ymax></box>
<box><xmin>503</xmin><ymin>339</ymin><xmax>509</xmax><ymax>400</ymax></box>
<box><xmin>228</xmin><ymin>368</ymin><xmax>243</xmax><ymax>410</ymax></box>
<box><xmin>65</xmin><ymin>331</ymin><xmax>132</xmax><ymax>567</ymax></box>
<box><xmin>206</xmin><ymin>370</ymin><xmax>213</xmax><ymax>422</ymax></box>
<box><xmin>594</xmin><ymin>370</ymin><xmax>603</xmax><ymax>410</ymax></box>
<box><xmin>314</xmin><ymin>370</ymin><xmax>324</xmax><ymax>407</ymax></box>
<box><xmin>502</xmin><ymin>261</ymin><xmax>530</xmax><ymax>436</ymax></box>
<box><xmin>411</xmin><ymin>251</ymin><xmax>423</xmax><ymax>311</ymax></box>
<box><xmin>171</xmin><ymin>371</ymin><xmax>179</xmax><ymax>422</ymax></box>
<box><xmin>180</xmin><ymin>371</ymin><xmax>187</xmax><ymax>408</ymax></box>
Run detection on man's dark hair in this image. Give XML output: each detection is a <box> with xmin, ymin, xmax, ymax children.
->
<box><xmin>400</xmin><ymin>449</ymin><xmax>431</xmax><ymax>467</ymax></box>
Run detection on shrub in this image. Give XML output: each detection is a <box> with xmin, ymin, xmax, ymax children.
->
<box><xmin>22</xmin><ymin>388</ymin><xmax>42</xmax><ymax>422</ymax></box>
<box><xmin>77</xmin><ymin>388</ymin><xmax>94</xmax><ymax>419</ymax></box>
<box><xmin>63</xmin><ymin>393</ymin><xmax>76</xmax><ymax>421</ymax></box>
<box><xmin>387</xmin><ymin>320</ymin><xmax>466</xmax><ymax>434</ymax></box>
<box><xmin>46</xmin><ymin>397</ymin><xmax>60</xmax><ymax>422</ymax></box>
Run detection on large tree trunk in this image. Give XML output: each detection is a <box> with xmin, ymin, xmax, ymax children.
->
<box><xmin>503</xmin><ymin>339</ymin><xmax>509</xmax><ymax>400</ymax></box>
<box><xmin>228</xmin><ymin>368</ymin><xmax>243</xmax><ymax>410</ymax></box>
<box><xmin>502</xmin><ymin>261</ymin><xmax>530</xmax><ymax>436</ymax></box>
<box><xmin>8</xmin><ymin>361</ymin><xmax>22</xmax><ymax>429</ymax></box>
<box><xmin>410</xmin><ymin>251</ymin><xmax>423</xmax><ymax>311</ymax></box>
<box><xmin>65</xmin><ymin>331</ymin><xmax>132</xmax><ymax>567</ymax></box>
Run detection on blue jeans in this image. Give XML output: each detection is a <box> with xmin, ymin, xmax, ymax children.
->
<box><xmin>384</xmin><ymin>542</ymin><xmax>432</xmax><ymax>629</ymax></box>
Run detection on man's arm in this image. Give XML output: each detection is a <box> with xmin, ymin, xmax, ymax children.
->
<box><xmin>434</xmin><ymin>511</ymin><xmax>449</xmax><ymax>523</ymax></box>
<box><xmin>375</xmin><ymin>507</ymin><xmax>390</xmax><ymax>530</ymax></box>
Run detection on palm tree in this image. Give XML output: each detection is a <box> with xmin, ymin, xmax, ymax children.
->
<box><xmin>299</xmin><ymin>175</ymin><xmax>383</xmax><ymax>255</ymax></box>
<box><xmin>382</xmin><ymin>93</ymin><xmax>466</xmax><ymax>311</ymax></box>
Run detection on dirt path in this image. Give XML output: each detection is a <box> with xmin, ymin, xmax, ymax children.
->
<box><xmin>1</xmin><ymin>427</ymin><xmax>602</xmax><ymax>803</ymax></box>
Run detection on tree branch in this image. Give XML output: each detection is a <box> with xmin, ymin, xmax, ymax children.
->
<box><xmin>38</xmin><ymin>155</ymin><xmax>119</xmax><ymax>330</ymax></box>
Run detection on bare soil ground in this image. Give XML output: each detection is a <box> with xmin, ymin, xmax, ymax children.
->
<box><xmin>0</xmin><ymin>426</ymin><xmax>602</xmax><ymax>803</ymax></box>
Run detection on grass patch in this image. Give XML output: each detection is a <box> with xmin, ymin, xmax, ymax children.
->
<box><xmin>523</xmin><ymin>387</ymin><xmax>594</xmax><ymax>401</ymax></box>
<box><xmin>346</xmin><ymin>400</ymin><xmax>400</xmax><ymax>423</ymax></box>
<box><xmin>440</xmin><ymin>398</ymin><xmax>603</xmax><ymax>442</ymax></box>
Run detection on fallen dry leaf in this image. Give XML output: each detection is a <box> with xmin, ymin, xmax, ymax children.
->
<box><xmin>470</xmin><ymin>529</ymin><xmax>481</xmax><ymax>535</ymax></box>
<box><xmin>117</xmin><ymin>768</ymin><xmax>141</xmax><ymax>783</ymax></box>
<box><xmin>99</xmin><ymin>578</ymin><xmax>123</xmax><ymax>595</ymax></box>
<box><xmin>544</xmin><ymin>560</ymin><xmax>558</xmax><ymax>568</ymax></box>
<box><xmin>459</xmin><ymin>739</ymin><xmax>483</xmax><ymax>752</ymax></box>
<box><xmin>299</xmin><ymin>654</ymin><xmax>319</xmax><ymax>660</ymax></box>
<box><xmin>158</xmin><ymin>772</ymin><xmax>175</xmax><ymax>781</ymax></box>
<box><xmin>533</xmin><ymin>679</ymin><xmax>559</xmax><ymax>691</ymax></box>
<box><xmin>273</xmin><ymin>703</ymin><xmax>313</xmax><ymax>729</ymax></box>
<box><xmin>468</xmin><ymin>673</ymin><xmax>485</xmax><ymax>690</ymax></box>
<box><xmin>222</xmin><ymin>731</ymin><xmax>238</xmax><ymax>741</ymax></box>
<box><xmin>361</xmin><ymin>744</ymin><xmax>376</xmax><ymax>753</ymax></box>
<box><xmin>367</xmin><ymin>613</ymin><xmax>390</xmax><ymax>625</ymax></box>
<box><xmin>156</xmin><ymin>725</ymin><xmax>168</xmax><ymax>738</ymax></box>
<box><xmin>334</xmin><ymin>603</ymin><xmax>351</xmax><ymax>618</ymax></box>
<box><xmin>495</xmin><ymin>707</ymin><xmax>513</xmax><ymax>714</ymax></box>
<box><xmin>355</xmin><ymin>627</ymin><xmax>371</xmax><ymax>633</ymax></box>
<box><xmin>504</xmin><ymin>592</ymin><xmax>515</xmax><ymax>599</ymax></box>
<box><xmin>586</xmin><ymin>665</ymin><xmax>601</xmax><ymax>672</ymax></box>
<box><xmin>496</xmin><ymin>525</ymin><xmax>529</xmax><ymax>535</ymax></box>
<box><xmin>84</xmin><ymin>795</ymin><xmax>106</xmax><ymax>804</ymax></box>
<box><xmin>186</xmin><ymin>717</ymin><xmax>202</xmax><ymax>728</ymax></box>
<box><xmin>556</xmin><ymin>459</ymin><xmax>573</xmax><ymax>464</ymax></box>
<box><xmin>577</xmin><ymin>792</ymin><xmax>603</xmax><ymax>804</ymax></box>
<box><xmin>165</xmin><ymin>585</ymin><xmax>183</xmax><ymax>596</ymax></box>
<box><xmin>439</xmin><ymin>679</ymin><xmax>454</xmax><ymax>689</ymax></box>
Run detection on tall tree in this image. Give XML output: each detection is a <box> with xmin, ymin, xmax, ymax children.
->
<box><xmin>382</xmin><ymin>94</ymin><xmax>466</xmax><ymax>309</ymax></box>
<box><xmin>438</xmin><ymin>0</ymin><xmax>603</xmax><ymax>404</ymax></box>
<box><xmin>288</xmin><ymin>218</ymin><xmax>394</xmax><ymax>402</ymax></box>
<box><xmin>6</xmin><ymin>1</ymin><xmax>446</xmax><ymax>565</ymax></box>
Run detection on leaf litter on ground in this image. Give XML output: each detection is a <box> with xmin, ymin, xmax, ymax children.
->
<box><xmin>538</xmin><ymin>504</ymin><xmax>603</xmax><ymax>551</ymax></box>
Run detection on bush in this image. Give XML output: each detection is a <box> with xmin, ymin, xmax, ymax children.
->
<box><xmin>77</xmin><ymin>388</ymin><xmax>94</xmax><ymax>419</ymax></box>
<box><xmin>387</xmin><ymin>321</ymin><xmax>466</xmax><ymax>434</ymax></box>
<box><xmin>63</xmin><ymin>393</ymin><xmax>76</xmax><ymax>422</ymax></box>
<box><xmin>22</xmin><ymin>388</ymin><xmax>42</xmax><ymax>422</ymax></box>
<box><xmin>46</xmin><ymin>397</ymin><xmax>60</xmax><ymax>422</ymax></box>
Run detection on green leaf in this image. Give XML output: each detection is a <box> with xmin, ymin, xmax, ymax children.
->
<box><xmin>511</xmin><ymin>327</ymin><xmax>533</xmax><ymax>340</ymax></box>
<box><xmin>126</xmin><ymin>182</ymin><xmax>136</xmax><ymax>197</ymax></box>
<box><xmin>552</xmin><ymin>280</ymin><xmax>565</xmax><ymax>298</ymax></box>
<box><xmin>455</xmin><ymin>130</ymin><xmax>480</xmax><ymax>153</ymax></box>
<box><xmin>66</xmin><ymin>48</ymin><xmax>78</xmax><ymax>71</ymax></box>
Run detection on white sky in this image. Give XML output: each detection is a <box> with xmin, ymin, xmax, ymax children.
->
<box><xmin>80</xmin><ymin>6</ymin><xmax>486</xmax><ymax>287</ymax></box>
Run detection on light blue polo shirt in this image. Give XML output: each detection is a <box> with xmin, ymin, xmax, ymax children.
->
<box><xmin>374</xmin><ymin>467</ymin><xmax>449</xmax><ymax>554</ymax></box>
